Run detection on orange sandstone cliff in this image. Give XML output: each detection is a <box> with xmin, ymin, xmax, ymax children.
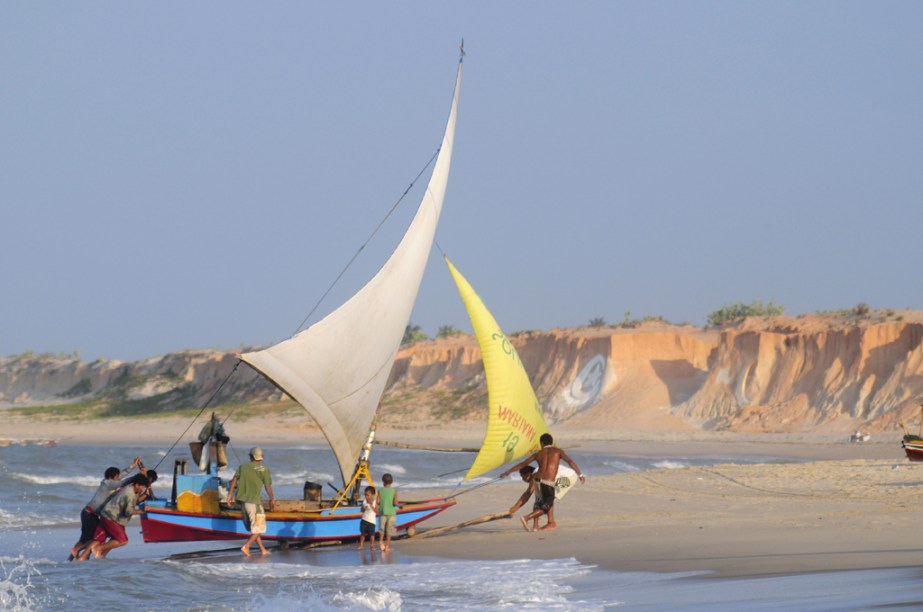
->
<box><xmin>388</xmin><ymin>311</ymin><xmax>923</xmax><ymax>434</ymax></box>
<box><xmin>3</xmin><ymin>310</ymin><xmax>923</xmax><ymax>434</ymax></box>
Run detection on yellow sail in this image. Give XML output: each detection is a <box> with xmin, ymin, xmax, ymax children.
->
<box><xmin>445</xmin><ymin>257</ymin><xmax>550</xmax><ymax>480</ymax></box>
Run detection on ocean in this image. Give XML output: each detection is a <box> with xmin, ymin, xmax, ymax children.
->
<box><xmin>2</xmin><ymin>442</ymin><xmax>921</xmax><ymax>610</ymax></box>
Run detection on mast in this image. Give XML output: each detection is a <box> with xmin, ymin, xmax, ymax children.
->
<box><xmin>240</xmin><ymin>59</ymin><xmax>463</xmax><ymax>487</ymax></box>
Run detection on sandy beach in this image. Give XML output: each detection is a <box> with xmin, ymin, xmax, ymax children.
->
<box><xmin>3</xmin><ymin>414</ymin><xmax>921</xmax><ymax>579</ymax></box>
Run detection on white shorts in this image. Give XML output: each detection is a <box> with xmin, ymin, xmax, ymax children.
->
<box><xmin>241</xmin><ymin>502</ymin><xmax>266</xmax><ymax>534</ymax></box>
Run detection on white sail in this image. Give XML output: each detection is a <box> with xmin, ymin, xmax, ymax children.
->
<box><xmin>241</xmin><ymin>63</ymin><xmax>462</xmax><ymax>486</ymax></box>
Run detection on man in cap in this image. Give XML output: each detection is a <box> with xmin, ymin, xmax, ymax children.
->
<box><xmin>227</xmin><ymin>446</ymin><xmax>276</xmax><ymax>556</ymax></box>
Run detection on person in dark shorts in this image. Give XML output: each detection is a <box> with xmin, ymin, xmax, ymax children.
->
<box><xmin>501</xmin><ymin>433</ymin><xmax>586</xmax><ymax>531</ymax></box>
<box><xmin>357</xmin><ymin>485</ymin><xmax>379</xmax><ymax>552</ymax></box>
<box><xmin>80</xmin><ymin>473</ymin><xmax>151</xmax><ymax>560</ymax></box>
<box><xmin>508</xmin><ymin>465</ymin><xmax>550</xmax><ymax>532</ymax></box>
<box><xmin>68</xmin><ymin>457</ymin><xmax>143</xmax><ymax>561</ymax></box>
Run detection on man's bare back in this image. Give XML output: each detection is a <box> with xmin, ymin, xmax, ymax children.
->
<box><xmin>501</xmin><ymin>434</ymin><xmax>586</xmax><ymax>485</ymax></box>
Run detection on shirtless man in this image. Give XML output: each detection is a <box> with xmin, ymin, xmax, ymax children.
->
<box><xmin>500</xmin><ymin>433</ymin><xmax>586</xmax><ymax>531</ymax></box>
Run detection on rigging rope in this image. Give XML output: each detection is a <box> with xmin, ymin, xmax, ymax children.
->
<box><xmin>446</xmin><ymin>475</ymin><xmax>504</xmax><ymax>500</ymax></box>
<box><xmin>289</xmin><ymin>147</ymin><xmax>441</xmax><ymax>339</ymax></box>
<box><xmin>151</xmin><ymin>360</ymin><xmax>242</xmax><ymax>471</ymax></box>
<box><xmin>148</xmin><ymin>149</ymin><xmax>441</xmax><ymax>472</ymax></box>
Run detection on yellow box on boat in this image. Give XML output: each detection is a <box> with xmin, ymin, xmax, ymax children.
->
<box><xmin>177</xmin><ymin>489</ymin><xmax>219</xmax><ymax>514</ymax></box>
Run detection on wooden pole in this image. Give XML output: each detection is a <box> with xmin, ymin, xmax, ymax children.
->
<box><xmin>375</xmin><ymin>440</ymin><xmax>479</xmax><ymax>453</ymax></box>
<box><xmin>408</xmin><ymin>511</ymin><xmax>512</xmax><ymax>540</ymax></box>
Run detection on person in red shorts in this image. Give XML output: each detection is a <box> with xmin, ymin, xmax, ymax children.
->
<box><xmin>80</xmin><ymin>473</ymin><xmax>150</xmax><ymax>560</ymax></box>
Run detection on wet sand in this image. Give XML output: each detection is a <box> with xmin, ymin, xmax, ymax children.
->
<box><xmin>401</xmin><ymin>454</ymin><xmax>923</xmax><ymax>578</ymax></box>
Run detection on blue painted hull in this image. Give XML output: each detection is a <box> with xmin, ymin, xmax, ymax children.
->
<box><xmin>141</xmin><ymin>498</ymin><xmax>455</xmax><ymax>543</ymax></box>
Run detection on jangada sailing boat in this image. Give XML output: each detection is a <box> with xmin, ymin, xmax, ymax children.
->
<box><xmin>140</xmin><ymin>58</ymin><xmax>464</xmax><ymax>544</ymax></box>
<box><xmin>140</xmin><ymin>54</ymin><xmax>554</xmax><ymax>545</ymax></box>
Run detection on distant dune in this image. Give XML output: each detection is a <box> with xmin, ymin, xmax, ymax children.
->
<box><xmin>3</xmin><ymin>309</ymin><xmax>923</xmax><ymax>435</ymax></box>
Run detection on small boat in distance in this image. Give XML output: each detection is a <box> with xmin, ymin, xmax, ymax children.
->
<box><xmin>899</xmin><ymin>405</ymin><xmax>923</xmax><ymax>461</ymax></box>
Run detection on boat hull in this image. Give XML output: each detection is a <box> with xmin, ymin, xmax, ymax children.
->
<box><xmin>903</xmin><ymin>436</ymin><xmax>923</xmax><ymax>461</ymax></box>
<box><xmin>141</xmin><ymin>498</ymin><xmax>455</xmax><ymax>543</ymax></box>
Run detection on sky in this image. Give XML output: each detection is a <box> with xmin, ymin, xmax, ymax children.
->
<box><xmin>2</xmin><ymin>2</ymin><xmax>922</xmax><ymax>361</ymax></box>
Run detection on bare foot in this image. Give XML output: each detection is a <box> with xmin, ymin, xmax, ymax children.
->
<box><xmin>520</xmin><ymin>517</ymin><xmax>530</xmax><ymax>532</ymax></box>
<box><xmin>259</xmin><ymin>548</ymin><xmax>270</xmax><ymax>556</ymax></box>
<box><xmin>241</xmin><ymin>545</ymin><xmax>251</xmax><ymax>557</ymax></box>
<box><xmin>540</xmin><ymin>523</ymin><xmax>557</xmax><ymax>531</ymax></box>
<box><xmin>92</xmin><ymin>548</ymin><xmax>104</xmax><ymax>559</ymax></box>
<box><xmin>357</xmin><ymin>544</ymin><xmax>363</xmax><ymax>550</ymax></box>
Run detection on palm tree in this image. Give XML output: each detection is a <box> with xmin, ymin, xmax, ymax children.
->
<box><xmin>402</xmin><ymin>323</ymin><xmax>429</xmax><ymax>345</ymax></box>
<box><xmin>437</xmin><ymin>325</ymin><xmax>461</xmax><ymax>338</ymax></box>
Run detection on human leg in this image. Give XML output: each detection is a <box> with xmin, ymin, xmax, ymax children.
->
<box><xmin>256</xmin><ymin>534</ymin><xmax>269</xmax><ymax>555</ymax></box>
<box><xmin>94</xmin><ymin>537</ymin><xmax>127</xmax><ymax>558</ymax></box>
<box><xmin>380</xmin><ymin>515</ymin><xmax>395</xmax><ymax>551</ymax></box>
<box><xmin>70</xmin><ymin>508</ymin><xmax>100</xmax><ymax>560</ymax></box>
<box><xmin>238</xmin><ymin>503</ymin><xmax>269</xmax><ymax>556</ymax></box>
<box><xmin>540</xmin><ymin>506</ymin><xmax>557</xmax><ymax>530</ymax></box>
<box><xmin>241</xmin><ymin>533</ymin><xmax>258</xmax><ymax>557</ymax></box>
<box><xmin>521</xmin><ymin>508</ymin><xmax>543</xmax><ymax>531</ymax></box>
<box><xmin>78</xmin><ymin>540</ymin><xmax>99</xmax><ymax>561</ymax></box>
<box><xmin>90</xmin><ymin>517</ymin><xmax>129</xmax><ymax>558</ymax></box>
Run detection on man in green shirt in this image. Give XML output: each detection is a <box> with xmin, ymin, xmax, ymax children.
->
<box><xmin>227</xmin><ymin>447</ymin><xmax>276</xmax><ymax>557</ymax></box>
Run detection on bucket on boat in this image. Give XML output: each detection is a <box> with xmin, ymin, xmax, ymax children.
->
<box><xmin>303</xmin><ymin>480</ymin><xmax>322</xmax><ymax>502</ymax></box>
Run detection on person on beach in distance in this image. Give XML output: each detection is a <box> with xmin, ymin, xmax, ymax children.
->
<box><xmin>68</xmin><ymin>456</ymin><xmax>144</xmax><ymax>561</ymax></box>
<box><xmin>508</xmin><ymin>465</ymin><xmax>548</xmax><ymax>531</ymax></box>
<box><xmin>501</xmin><ymin>433</ymin><xmax>586</xmax><ymax>531</ymax></box>
<box><xmin>377</xmin><ymin>473</ymin><xmax>399</xmax><ymax>552</ymax></box>
<box><xmin>80</xmin><ymin>473</ymin><xmax>150</xmax><ymax>560</ymax></box>
<box><xmin>226</xmin><ymin>447</ymin><xmax>276</xmax><ymax>557</ymax></box>
<box><xmin>357</xmin><ymin>485</ymin><xmax>378</xmax><ymax>552</ymax></box>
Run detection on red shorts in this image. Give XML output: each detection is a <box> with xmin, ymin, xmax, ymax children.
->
<box><xmin>93</xmin><ymin>516</ymin><xmax>128</xmax><ymax>544</ymax></box>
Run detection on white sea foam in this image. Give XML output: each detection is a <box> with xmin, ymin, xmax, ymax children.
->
<box><xmin>11</xmin><ymin>473</ymin><xmax>99</xmax><ymax>488</ymax></box>
<box><xmin>374</xmin><ymin>463</ymin><xmax>407</xmax><ymax>476</ymax></box>
<box><xmin>605</xmin><ymin>460</ymin><xmax>642</xmax><ymax>472</ymax></box>
<box><xmin>0</xmin><ymin>556</ymin><xmax>42</xmax><ymax>612</ymax></box>
<box><xmin>0</xmin><ymin>508</ymin><xmax>73</xmax><ymax>530</ymax></box>
<box><xmin>334</xmin><ymin>587</ymin><xmax>402</xmax><ymax>611</ymax></box>
<box><xmin>652</xmin><ymin>460</ymin><xmax>691</xmax><ymax>470</ymax></box>
<box><xmin>180</xmin><ymin>556</ymin><xmax>606</xmax><ymax>609</ymax></box>
<box><xmin>272</xmin><ymin>471</ymin><xmax>336</xmax><ymax>486</ymax></box>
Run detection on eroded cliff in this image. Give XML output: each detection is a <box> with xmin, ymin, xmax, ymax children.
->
<box><xmin>3</xmin><ymin>310</ymin><xmax>923</xmax><ymax>433</ymax></box>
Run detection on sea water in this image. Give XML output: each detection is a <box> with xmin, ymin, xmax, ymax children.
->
<box><xmin>2</xmin><ymin>443</ymin><xmax>921</xmax><ymax>610</ymax></box>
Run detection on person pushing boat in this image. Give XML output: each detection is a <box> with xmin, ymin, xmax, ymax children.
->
<box><xmin>501</xmin><ymin>433</ymin><xmax>586</xmax><ymax>531</ymax></box>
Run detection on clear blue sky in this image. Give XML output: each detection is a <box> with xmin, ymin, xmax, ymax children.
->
<box><xmin>2</xmin><ymin>3</ymin><xmax>921</xmax><ymax>361</ymax></box>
